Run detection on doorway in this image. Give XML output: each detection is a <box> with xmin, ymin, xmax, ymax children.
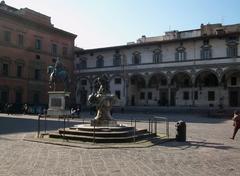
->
<box><xmin>229</xmin><ymin>90</ymin><xmax>239</xmax><ymax>107</ymax></box>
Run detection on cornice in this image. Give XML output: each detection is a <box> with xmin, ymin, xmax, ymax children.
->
<box><xmin>78</xmin><ymin>33</ymin><xmax>240</xmax><ymax>54</ymax></box>
<box><xmin>0</xmin><ymin>9</ymin><xmax>77</xmax><ymax>39</ymax></box>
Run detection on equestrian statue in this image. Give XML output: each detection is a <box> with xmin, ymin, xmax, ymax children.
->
<box><xmin>47</xmin><ymin>57</ymin><xmax>70</xmax><ymax>91</ymax></box>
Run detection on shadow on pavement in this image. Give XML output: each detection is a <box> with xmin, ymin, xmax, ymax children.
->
<box><xmin>112</xmin><ymin>112</ymin><xmax>230</xmax><ymax>124</ymax></box>
<box><xmin>153</xmin><ymin>139</ymin><xmax>237</xmax><ymax>150</ymax></box>
<box><xmin>0</xmin><ymin>116</ymin><xmax>80</xmax><ymax>135</ymax></box>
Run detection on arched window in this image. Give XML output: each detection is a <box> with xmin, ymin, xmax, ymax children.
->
<box><xmin>113</xmin><ymin>53</ymin><xmax>121</xmax><ymax>66</ymax></box>
<box><xmin>132</xmin><ymin>51</ymin><xmax>141</xmax><ymax>64</ymax></box>
<box><xmin>153</xmin><ymin>49</ymin><xmax>162</xmax><ymax>63</ymax></box>
<box><xmin>175</xmin><ymin>46</ymin><xmax>186</xmax><ymax>61</ymax></box>
<box><xmin>96</xmin><ymin>55</ymin><xmax>104</xmax><ymax>68</ymax></box>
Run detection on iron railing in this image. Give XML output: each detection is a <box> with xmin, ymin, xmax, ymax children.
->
<box><xmin>37</xmin><ymin>114</ymin><xmax>169</xmax><ymax>143</ymax></box>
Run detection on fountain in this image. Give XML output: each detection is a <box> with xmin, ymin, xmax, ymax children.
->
<box><xmin>49</xmin><ymin>75</ymin><xmax>151</xmax><ymax>143</ymax></box>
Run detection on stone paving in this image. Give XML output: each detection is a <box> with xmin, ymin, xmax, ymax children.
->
<box><xmin>0</xmin><ymin>112</ymin><xmax>240</xmax><ymax>176</ymax></box>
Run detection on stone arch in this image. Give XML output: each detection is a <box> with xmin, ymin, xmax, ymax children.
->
<box><xmin>195</xmin><ymin>69</ymin><xmax>219</xmax><ymax>87</ymax></box>
<box><xmin>221</xmin><ymin>67</ymin><xmax>240</xmax><ymax>82</ymax></box>
<box><xmin>148</xmin><ymin>72</ymin><xmax>167</xmax><ymax>88</ymax></box>
<box><xmin>129</xmin><ymin>74</ymin><xmax>146</xmax><ymax>88</ymax></box>
<box><xmin>109</xmin><ymin>74</ymin><xmax>125</xmax><ymax>82</ymax></box>
<box><xmin>171</xmin><ymin>71</ymin><xmax>192</xmax><ymax>87</ymax></box>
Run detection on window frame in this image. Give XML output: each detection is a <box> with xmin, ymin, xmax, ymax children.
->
<box><xmin>132</xmin><ymin>52</ymin><xmax>141</xmax><ymax>65</ymax></box>
<box><xmin>96</xmin><ymin>55</ymin><xmax>104</xmax><ymax>68</ymax></box>
<box><xmin>4</xmin><ymin>31</ymin><xmax>11</xmax><ymax>42</ymax></box>
<box><xmin>35</xmin><ymin>39</ymin><xmax>42</xmax><ymax>50</ymax></box>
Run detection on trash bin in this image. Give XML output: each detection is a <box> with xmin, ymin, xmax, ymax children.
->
<box><xmin>175</xmin><ymin>120</ymin><xmax>186</xmax><ymax>142</ymax></box>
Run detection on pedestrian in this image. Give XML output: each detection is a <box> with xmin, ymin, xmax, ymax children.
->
<box><xmin>23</xmin><ymin>104</ymin><xmax>28</xmax><ymax>114</ymax></box>
<box><xmin>230</xmin><ymin>110</ymin><xmax>240</xmax><ymax>140</ymax></box>
<box><xmin>77</xmin><ymin>105</ymin><xmax>81</xmax><ymax>118</ymax></box>
<box><xmin>6</xmin><ymin>103</ymin><xmax>10</xmax><ymax>115</ymax></box>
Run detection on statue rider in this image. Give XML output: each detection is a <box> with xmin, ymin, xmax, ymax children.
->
<box><xmin>54</xmin><ymin>57</ymin><xmax>64</xmax><ymax>73</ymax></box>
<box><xmin>48</xmin><ymin>57</ymin><xmax>69</xmax><ymax>91</ymax></box>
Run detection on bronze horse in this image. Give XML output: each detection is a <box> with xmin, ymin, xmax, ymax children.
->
<box><xmin>47</xmin><ymin>58</ymin><xmax>70</xmax><ymax>91</ymax></box>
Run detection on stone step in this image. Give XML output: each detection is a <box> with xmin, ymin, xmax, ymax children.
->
<box><xmin>69</xmin><ymin>125</ymin><xmax>135</xmax><ymax>132</ymax></box>
<box><xmin>58</xmin><ymin>128</ymin><xmax>148</xmax><ymax>137</ymax></box>
<box><xmin>49</xmin><ymin>132</ymin><xmax>153</xmax><ymax>143</ymax></box>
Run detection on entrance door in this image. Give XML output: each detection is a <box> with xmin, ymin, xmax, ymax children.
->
<box><xmin>80</xmin><ymin>90</ymin><xmax>87</xmax><ymax>106</ymax></box>
<box><xmin>159</xmin><ymin>91</ymin><xmax>168</xmax><ymax>106</ymax></box>
<box><xmin>131</xmin><ymin>95</ymin><xmax>135</xmax><ymax>106</ymax></box>
<box><xmin>229</xmin><ymin>91</ymin><xmax>238</xmax><ymax>107</ymax></box>
<box><xmin>170</xmin><ymin>91</ymin><xmax>176</xmax><ymax>106</ymax></box>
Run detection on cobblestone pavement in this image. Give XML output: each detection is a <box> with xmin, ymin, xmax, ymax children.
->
<box><xmin>0</xmin><ymin>112</ymin><xmax>240</xmax><ymax>176</ymax></box>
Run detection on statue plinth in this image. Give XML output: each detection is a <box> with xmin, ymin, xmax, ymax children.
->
<box><xmin>91</xmin><ymin>119</ymin><xmax>117</xmax><ymax>127</ymax></box>
<box><xmin>47</xmin><ymin>91</ymin><xmax>70</xmax><ymax>116</ymax></box>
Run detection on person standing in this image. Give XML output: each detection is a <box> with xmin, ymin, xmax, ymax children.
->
<box><xmin>23</xmin><ymin>104</ymin><xmax>28</xmax><ymax>114</ymax></box>
<box><xmin>230</xmin><ymin>110</ymin><xmax>240</xmax><ymax>140</ymax></box>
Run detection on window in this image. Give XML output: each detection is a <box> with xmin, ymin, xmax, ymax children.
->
<box><xmin>81</xmin><ymin>80</ymin><xmax>87</xmax><ymax>85</ymax></box>
<box><xmin>132</xmin><ymin>52</ymin><xmax>141</xmax><ymax>64</ymax></box>
<box><xmin>62</xmin><ymin>47</ymin><xmax>68</xmax><ymax>56</ymax></box>
<box><xmin>140</xmin><ymin>92</ymin><xmax>145</xmax><ymax>100</ymax></box>
<box><xmin>76</xmin><ymin>64</ymin><xmax>80</xmax><ymax>69</ymax></box>
<box><xmin>35</xmin><ymin>39</ymin><xmax>41</xmax><ymax>50</ymax></box>
<box><xmin>18</xmin><ymin>34</ymin><xmax>24</xmax><ymax>47</ymax></box>
<box><xmin>113</xmin><ymin>53</ymin><xmax>121</xmax><ymax>66</ymax></box>
<box><xmin>96</xmin><ymin>55</ymin><xmax>104</xmax><ymax>68</ymax></box>
<box><xmin>175</xmin><ymin>46</ymin><xmax>186</xmax><ymax>61</ymax></box>
<box><xmin>52</xmin><ymin>44</ymin><xmax>58</xmax><ymax>56</ymax></box>
<box><xmin>17</xmin><ymin>65</ymin><xmax>22</xmax><ymax>78</ymax></box>
<box><xmin>201</xmin><ymin>48</ymin><xmax>212</xmax><ymax>59</ymax></box>
<box><xmin>1</xmin><ymin>90</ymin><xmax>9</xmax><ymax>103</ymax></box>
<box><xmin>227</xmin><ymin>45</ymin><xmax>238</xmax><ymax>57</ymax></box>
<box><xmin>115</xmin><ymin>78</ymin><xmax>121</xmax><ymax>84</ymax></box>
<box><xmin>208</xmin><ymin>91</ymin><xmax>215</xmax><ymax>101</ymax></box>
<box><xmin>34</xmin><ymin>69</ymin><xmax>40</xmax><ymax>80</ymax></box>
<box><xmin>79</xmin><ymin>59</ymin><xmax>87</xmax><ymax>69</ymax></box>
<box><xmin>194</xmin><ymin>91</ymin><xmax>198</xmax><ymax>100</ymax></box>
<box><xmin>153</xmin><ymin>50</ymin><xmax>162</xmax><ymax>63</ymax></box>
<box><xmin>115</xmin><ymin>90</ymin><xmax>121</xmax><ymax>99</ymax></box>
<box><xmin>2</xmin><ymin>63</ymin><xmax>9</xmax><ymax>76</ymax></box>
<box><xmin>4</xmin><ymin>31</ymin><xmax>11</xmax><ymax>42</ymax></box>
<box><xmin>148</xmin><ymin>92</ymin><xmax>152</xmax><ymax>100</ymax></box>
<box><xmin>231</xmin><ymin>77</ymin><xmax>237</xmax><ymax>86</ymax></box>
<box><xmin>36</xmin><ymin>55</ymin><xmax>40</xmax><ymax>60</ymax></box>
<box><xmin>183</xmin><ymin>91</ymin><xmax>189</xmax><ymax>100</ymax></box>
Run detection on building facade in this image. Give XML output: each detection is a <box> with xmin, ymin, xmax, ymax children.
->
<box><xmin>0</xmin><ymin>1</ymin><xmax>76</xmax><ymax>112</ymax></box>
<box><xmin>74</xmin><ymin>23</ymin><xmax>240</xmax><ymax>109</ymax></box>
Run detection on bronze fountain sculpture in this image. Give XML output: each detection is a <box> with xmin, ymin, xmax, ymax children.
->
<box><xmin>88</xmin><ymin>75</ymin><xmax>118</xmax><ymax>126</ymax></box>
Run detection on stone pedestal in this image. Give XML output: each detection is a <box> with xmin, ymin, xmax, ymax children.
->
<box><xmin>90</xmin><ymin>119</ymin><xmax>118</xmax><ymax>127</ymax></box>
<box><xmin>47</xmin><ymin>91</ymin><xmax>70</xmax><ymax>116</ymax></box>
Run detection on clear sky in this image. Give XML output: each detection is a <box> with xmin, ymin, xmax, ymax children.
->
<box><xmin>5</xmin><ymin>0</ymin><xmax>240</xmax><ymax>49</ymax></box>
